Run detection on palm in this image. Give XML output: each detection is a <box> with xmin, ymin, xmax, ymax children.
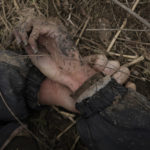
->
<box><xmin>14</xmin><ymin>14</ymin><xmax>133</xmax><ymax>112</ymax></box>
<box><xmin>25</xmin><ymin>34</ymin><xmax>96</xmax><ymax>91</ymax></box>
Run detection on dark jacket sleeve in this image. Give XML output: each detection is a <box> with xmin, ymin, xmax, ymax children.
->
<box><xmin>0</xmin><ymin>62</ymin><xmax>29</xmax><ymax>148</ymax></box>
<box><xmin>0</xmin><ymin>62</ymin><xmax>29</xmax><ymax>122</ymax></box>
<box><xmin>0</xmin><ymin>61</ymin><xmax>45</xmax><ymax>148</ymax></box>
<box><xmin>76</xmin><ymin>78</ymin><xmax>150</xmax><ymax>150</ymax></box>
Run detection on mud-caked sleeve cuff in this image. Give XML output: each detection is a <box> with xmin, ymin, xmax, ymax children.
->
<box><xmin>76</xmin><ymin>78</ymin><xmax>127</xmax><ymax>118</ymax></box>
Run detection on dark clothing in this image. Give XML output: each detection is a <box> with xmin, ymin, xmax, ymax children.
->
<box><xmin>1</xmin><ymin>50</ymin><xmax>150</xmax><ymax>150</ymax></box>
<box><xmin>0</xmin><ymin>50</ymin><xmax>45</xmax><ymax>148</ymax></box>
<box><xmin>0</xmin><ymin>122</ymin><xmax>20</xmax><ymax>148</ymax></box>
<box><xmin>76</xmin><ymin>79</ymin><xmax>150</xmax><ymax>150</ymax></box>
<box><xmin>0</xmin><ymin>62</ymin><xmax>29</xmax><ymax>122</ymax></box>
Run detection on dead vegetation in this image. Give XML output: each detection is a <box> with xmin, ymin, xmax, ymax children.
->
<box><xmin>0</xmin><ymin>0</ymin><xmax>150</xmax><ymax>150</ymax></box>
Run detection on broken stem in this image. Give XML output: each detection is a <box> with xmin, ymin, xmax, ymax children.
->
<box><xmin>107</xmin><ymin>0</ymin><xmax>140</xmax><ymax>52</ymax></box>
<box><xmin>112</xmin><ymin>0</ymin><xmax>150</xmax><ymax>28</ymax></box>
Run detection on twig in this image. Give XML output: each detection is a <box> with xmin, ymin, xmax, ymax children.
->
<box><xmin>1</xmin><ymin>0</ymin><xmax>12</xmax><ymax>28</ymax></box>
<box><xmin>86</xmin><ymin>28</ymin><xmax>150</xmax><ymax>32</ymax></box>
<box><xmin>1</xmin><ymin>126</ymin><xmax>26</xmax><ymax>150</ymax></box>
<box><xmin>53</xmin><ymin>0</ymin><xmax>66</xmax><ymax>23</ymax></box>
<box><xmin>32</xmin><ymin>0</ymin><xmax>43</xmax><ymax>16</ymax></box>
<box><xmin>56</xmin><ymin>122</ymin><xmax>76</xmax><ymax>140</ymax></box>
<box><xmin>56</xmin><ymin>0</ymin><xmax>61</xmax><ymax>7</ymax></box>
<box><xmin>71</xmin><ymin>136</ymin><xmax>80</xmax><ymax>150</ymax></box>
<box><xmin>53</xmin><ymin>106</ymin><xmax>75</xmax><ymax>123</ymax></box>
<box><xmin>106</xmin><ymin>1</ymin><xmax>150</xmax><ymax>4</ymax></box>
<box><xmin>107</xmin><ymin>0</ymin><xmax>140</xmax><ymax>52</ymax></box>
<box><xmin>124</xmin><ymin>44</ymin><xmax>138</xmax><ymax>57</ymax></box>
<box><xmin>13</xmin><ymin>0</ymin><xmax>19</xmax><ymax>10</ymax></box>
<box><xmin>67</xmin><ymin>13</ymin><xmax>78</xmax><ymax>28</ymax></box>
<box><xmin>81</xmin><ymin>37</ymin><xmax>105</xmax><ymax>51</ymax></box>
<box><xmin>107</xmin><ymin>19</ymin><xmax>127</xmax><ymax>52</ymax></box>
<box><xmin>1</xmin><ymin>0</ymin><xmax>12</xmax><ymax>30</ymax></box>
<box><xmin>76</xmin><ymin>17</ymin><xmax>90</xmax><ymax>46</ymax></box>
<box><xmin>73</xmin><ymin>22</ymin><xmax>85</xmax><ymax>37</ymax></box>
<box><xmin>117</xmin><ymin>38</ymin><xmax>150</xmax><ymax>46</ymax></box>
<box><xmin>2</xmin><ymin>0</ymin><xmax>6</xmax><ymax>20</ymax></box>
<box><xmin>0</xmin><ymin>16</ymin><xmax>10</xmax><ymax>31</ymax></box>
<box><xmin>112</xmin><ymin>0</ymin><xmax>150</xmax><ymax>28</ymax></box>
<box><xmin>124</xmin><ymin>56</ymin><xmax>144</xmax><ymax>67</ymax></box>
<box><xmin>109</xmin><ymin>52</ymin><xmax>138</xmax><ymax>59</ymax></box>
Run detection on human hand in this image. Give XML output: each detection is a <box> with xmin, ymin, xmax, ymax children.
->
<box><xmin>14</xmin><ymin>14</ymin><xmax>80</xmax><ymax>90</ymax></box>
<box><xmin>38</xmin><ymin>53</ymin><xmax>135</xmax><ymax>112</ymax></box>
<box><xmin>14</xmin><ymin>13</ymin><xmax>93</xmax><ymax>91</ymax></box>
<box><xmin>13</xmin><ymin>10</ymin><xmax>135</xmax><ymax>112</ymax></box>
<box><xmin>14</xmin><ymin>16</ymin><xmax>135</xmax><ymax>93</ymax></box>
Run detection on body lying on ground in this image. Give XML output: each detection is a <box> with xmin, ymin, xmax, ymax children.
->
<box><xmin>0</xmin><ymin>13</ymin><xmax>150</xmax><ymax>150</ymax></box>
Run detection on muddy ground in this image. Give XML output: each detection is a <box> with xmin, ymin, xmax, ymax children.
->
<box><xmin>0</xmin><ymin>0</ymin><xmax>150</xmax><ymax>150</ymax></box>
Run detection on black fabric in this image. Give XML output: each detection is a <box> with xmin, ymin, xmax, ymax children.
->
<box><xmin>0</xmin><ymin>122</ymin><xmax>20</xmax><ymax>148</ymax></box>
<box><xmin>0</xmin><ymin>62</ymin><xmax>29</xmax><ymax>148</ymax></box>
<box><xmin>76</xmin><ymin>78</ymin><xmax>127</xmax><ymax>118</ymax></box>
<box><xmin>24</xmin><ymin>66</ymin><xmax>45</xmax><ymax>110</ymax></box>
<box><xmin>0</xmin><ymin>62</ymin><xmax>29</xmax><ymax>122</ymax></box>
<box><xmin>0</xmin><ymin>61</ymin><xmax>45</xmax><ymax>148</ymax></box>
<box><xmin>76</xmin><ymin>79</ymin><xmax>150</xmax><ymax>150</ymax></box>
<box><xmin>4</xmin><ymin>136</ymin><xmax>39</xmax><ymax>150</ymax></box>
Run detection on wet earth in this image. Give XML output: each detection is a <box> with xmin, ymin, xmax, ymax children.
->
<box><xmin>4</xmin><ymin>79</ymin><xmax>150</xmax><ymax>150</ymax></box>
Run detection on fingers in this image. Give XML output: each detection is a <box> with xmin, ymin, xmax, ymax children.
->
<box><xmin>14</xmin><ymin>20</ymin><xmax>33</xmax><ymax>45</ymax></box>
<box><xmin>91</xmin><ymin>54</ymin><xmax>130</xmax><ymax>84</ymax></box>
<box><xmin>20</xmin><ymin>31</ymin><xmax>28</xmax><ymax>46</ymax></box>
<box><xmin>103</xmin><ymin>60</ymin><xmax>120</xmax><ymax>75</ymax></box>
<box><xmin>24</xmin><ymin>45</ymin><xmax>38</xmax><ymax>65</ymax></box>
<box><xmin>125</xmin><ymin>82</ymin><xmax>136</xmax><ymax>90</ymax></box>
<box><xmin>93</xmin><ymin>55</ymin><xmax>108</xmax><ymax>71</ymax></box>
<box><xmin>13</xmin><ymin>17</ymin><xmax>66</xmax><ymax>56</ymax></box>
<box><xmin>28</xmin><ymin>27</ymin><xmax>40</xmax><ymax>53</ymax></box>
<box><xmin>13</xmin><ymin>30</ymin><xmax>22</xmax><ymax>45</ymax></box>
<box><xmin>27</xmin><ymin>25</ymin><xmax>53</xmax><ymax>54</ymax></box>
<box><xmin>89</xmin><ymin>55</ymin><xmax>120</xmax><ymax>75</ymax></box>
<box><xmin>15</xmin><ymin>24</ymin><xmax>41</xmax><ymax>53</ymax></box>
<box><xmin>13</xmin><ymin>29</ymin><xmax>28</xmax><ymax>46</ymax></box>
<box><xmin>113</xmin><ymin>66</ymin><xmax>130</xmax><ymax>84</ymax></box>
<box><xmin>102</xmin><ymin>60</ymin><xmax>129</xmax><ymax>84</ymax></box>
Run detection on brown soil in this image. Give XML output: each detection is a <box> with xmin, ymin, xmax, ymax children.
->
<box><xmin>5</xmin><ymin>80</ymin><xmax>150</xmax><ymax>150</ymax></box>
<box><xmin>1</xmin><ymin>0</ymin><xmax>150</xmax><ymax>150</ymax></box>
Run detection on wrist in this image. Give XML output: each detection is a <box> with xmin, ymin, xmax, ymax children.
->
<box><xmin>74</xmin><ymin>75</ymin><xmax>128</xmax><ymax>117</ymax></box>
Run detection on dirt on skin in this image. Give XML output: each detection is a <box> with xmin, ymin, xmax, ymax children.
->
<box><xmin>1</xmin><ymin>0</ymin><xmax>150</xmax><ymax>150</ymax></box>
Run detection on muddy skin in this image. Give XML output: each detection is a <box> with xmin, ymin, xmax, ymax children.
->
<box><xmin>56</xmin><ymin>27</ymin><xmax>76</xmax><ymax>57</ymax></box>
<box><xmin>13</xmin><ymin>13</ymin><xmax>133</xmax><ymax>111</ymax></box>
<box><xmin>14</xmin><ymin>14</ymin><xmax>95</xmax><ymax>90</ymax></box>
<box><xmin>37</xmin><ymin>34</ymin><xmax>96</xmax><ymax>90</ymax></box>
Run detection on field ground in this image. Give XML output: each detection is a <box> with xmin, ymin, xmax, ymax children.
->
<box><xmin>0</xmin><ymin>0</ymin><xmax>150</xmax><ymax>150</ymax></box>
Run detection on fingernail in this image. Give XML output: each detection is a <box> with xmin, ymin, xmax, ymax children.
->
<box><xmin>33</xmin><ymin>48</ymin><xmax>38</xmax><ymax>54</ymax></box>
<box><xmin>24</xmin><ymin>40</ymin><xmax>28</xmax><ymax>46</ymax></box>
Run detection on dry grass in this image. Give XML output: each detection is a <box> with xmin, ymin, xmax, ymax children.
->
<box><xmin>0</xmin><ymin>0</ymin><xmax>150</xmax><ymax>82</ymax></box>
<box><xmin>0</xmin><ymin>0</ymin><xmax>150</xmax><ymax>149</ymax></box>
